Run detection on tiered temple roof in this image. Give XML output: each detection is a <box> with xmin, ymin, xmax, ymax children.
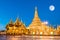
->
<box><xmin>6</xmin><ymin>17</ymin><xmax>29</xmax><ymax>35</ymax></box>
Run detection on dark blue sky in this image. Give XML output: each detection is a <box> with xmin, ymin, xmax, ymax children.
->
<box><xmin>0</xmin><ymin>0</ymin><xmax>60</xmax><ymax>30</ymax></box>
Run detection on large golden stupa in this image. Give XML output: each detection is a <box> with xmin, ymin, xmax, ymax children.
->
<box><xmin>27</xmin><ymin>7</ymin><xmax>54</xmax><ymax>35</ymax></box>
<box><xmin>1</xmin><ymin>7</ymin><xmax>59</xmax><ymax>35</ymax></box>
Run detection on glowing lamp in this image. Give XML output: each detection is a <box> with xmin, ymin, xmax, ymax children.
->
<box><xmin>50</xmin><ymin>32</ymin><xmax>53</xmax><ymax>35</ymax></box>
<box><xmin>40</xmin><ymin>32</ymin><xmax>43</xmax><ymax>35</ymax></box>
<box><xmin>33</xmin><ymin>32</ymin><xmax>35</xmax><ymax>34</ymax></box>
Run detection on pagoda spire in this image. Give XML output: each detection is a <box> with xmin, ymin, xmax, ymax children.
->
<box><xmin>34</xmin><ymin>6</ymin><xmax>38</xmax><ymax>18</ymax></box>
<box><xmin>28</xmin><ymin>7</ymin><xmax>42</xmax><ymax>29</ymax></box>
<box><xmin>33</xmin><ymin>6</ymin><xmax>41</xmax><ymax>21</ymax></box>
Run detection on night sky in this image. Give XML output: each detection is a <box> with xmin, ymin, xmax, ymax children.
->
<box><xmin>0</xmin><ymin>0</ymin><xmax>60</xmax><ymax>30</ymax></box>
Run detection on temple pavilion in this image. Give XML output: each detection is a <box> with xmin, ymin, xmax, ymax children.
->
<box><xmin>6</xmin><ymin>18</ymin><xmax>29</xmax><ymax>35</ymax></box>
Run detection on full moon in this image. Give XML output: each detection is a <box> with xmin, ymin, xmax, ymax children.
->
<box><xmin>49</xmin><ymin>5</ymin><xmax>55</xmax><ymax>11</ymax></box>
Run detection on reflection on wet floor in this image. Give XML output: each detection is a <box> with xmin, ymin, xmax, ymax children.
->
<box><xmin>0</xmin><ymin>35</ymin><xmax>60</xmax><ymax>40</ymax></box>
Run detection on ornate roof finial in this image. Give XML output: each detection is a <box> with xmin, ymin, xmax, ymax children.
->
<box><xmin>15</xmin><ymin>16</ymin><xmax>20</xmax><ymax>23</ymax></box>
<box><xmin>9</xmin><ymin>18</ymin><xmax>13</xmax><ymax>24</ymax></box>
<box><xmin>14</xmin><ymin>16</ymin><xmax>20</xmax><ymax>25</ymax></box>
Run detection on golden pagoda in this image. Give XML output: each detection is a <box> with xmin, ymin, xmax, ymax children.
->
<box><xmin>27</xmin><ymin>7</ymin><xmax>49</xmax><ymax>35</ymax></box>
<box><xmin>5</xmin><ymin>7</ymin><xmax>60</xmax><ymax>35</ymax></box>
<box><xmin>6</xmin><ymin>17</ymin><xmax>29</xmax><ymax>35</ymax></box>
